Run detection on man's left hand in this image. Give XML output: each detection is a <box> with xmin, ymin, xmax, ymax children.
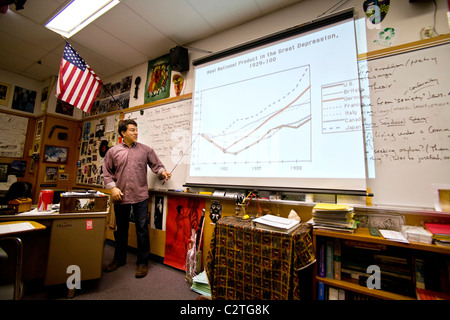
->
<box><xmin>162</xmin><ymin>171</ymin><xmax>171</xmax><ymax>181</ymax></box>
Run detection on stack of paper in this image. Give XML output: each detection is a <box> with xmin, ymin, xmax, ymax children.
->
<box><xmin>379</xmin><ymin>229</ymin><xmax>409</xmax><ymax>243</ymax></box>
<box><xmin>190</xmin><ymin>271</ymin><xmax>211</xmax><ymax>297</ymax></box>
<box><xmin>0</xmin><ymin>222</ymin><xmax>35</xmax><ymax>235</ymax></box>
<box><xmin>401</xmin><ymin>225</ymin><xmax>432</xmax><ymax>244</ymax></box>
<box><xmin>251</xmin><ymin>214</ymin><xmax>301</xmax><ymax>234</ymax></box>
<box><xmin>308</xmin><ymin>203</ymin><xmax>357</xmax><ymax>233</ymax></box>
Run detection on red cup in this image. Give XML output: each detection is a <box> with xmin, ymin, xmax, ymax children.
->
<box><xmin>38</xmin><ymin>190</ymin><xmax>54</xmax><ymax>211</ymax></box>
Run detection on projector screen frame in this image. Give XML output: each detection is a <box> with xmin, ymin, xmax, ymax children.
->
<box><xmin>193</xmin><ymin>8</ymin><xmax>355</xmax><ymax>67</ymax></box>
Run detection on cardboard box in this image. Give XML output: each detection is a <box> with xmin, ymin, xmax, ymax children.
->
<box><xmin>60</xmin><ymin>195</ymin><xmax>108</xmax><ymax>213</ymax></box>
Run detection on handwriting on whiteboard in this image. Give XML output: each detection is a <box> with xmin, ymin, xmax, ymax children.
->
<box><xmin>360</xmin><ymin>49</ymin><xmax>450</xmax><ymax>166</ymax></box>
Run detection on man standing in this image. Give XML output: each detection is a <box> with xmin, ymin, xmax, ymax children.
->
<box><xmin>103</xmin><ymin>119</ymin><xmax>171</xmax><ymax>278</ymax></box>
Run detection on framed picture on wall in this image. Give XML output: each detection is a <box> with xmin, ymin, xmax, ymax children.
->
<box><xmin>44</xmin><ymin>145</ymin><xmax>68</xmax><ymax>164</ymax></box>
<box><xmin>35</xmin><ymin>119</ymin><xmax>44</xmax><ymax>138</ymax></box>
<box><xmin>0</xmin><ymin>82</ymin><xmax>11</xmax><ymax>106</ymax></box>
<box><xmin>10</xmin><ymin>160</ymin><xmax>26</xmax><ymax>177</ymax></box>
<box><xmin>11</xmin><ymin>85</ymin><xmax>36</xmax><ymax>113</ymax></box>
<box><xmin>44</xmin><ymin>166</ymin><xmax>58</xmax><ymax>182</ymax></box>
<box><xmin>433</xmin><ymin>184</ymin><xmax>450</xmax><ymax>212</ymax></box>
<box><xmin>0</xmin><ymin>163</ymin><xmax>9</xmax><ymax>182</ymax></box>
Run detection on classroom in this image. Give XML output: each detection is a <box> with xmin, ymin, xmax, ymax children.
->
<box><xmin>0</xmin><ymin>0</ymin><xmax>449</xmax><ymax>307</ymax></box>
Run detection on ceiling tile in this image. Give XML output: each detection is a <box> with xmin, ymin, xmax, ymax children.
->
<box><xmin>0</xmin><ymin>31</ymin><xmax>48</xmax><ymax>62</ymax></box>
<box><xmin>0</xmin><ymin>9</ymin><xmax>62</xmax><ymax>51</ymax></box>
<box><xmin>71</xmin><ymin>24</ymin><xmax>148</xmax><ymax>70</ymax></box>
<box><xmin>187</xmin><ymin>0</ymin><xmax>261</xmax><ymax>30</ymax></box>
<box><xmin>11</xmin><ymin>0</ymin><xmax>65</xmax><ymax>24</ymax></box>
<box><xmin>0</xmin><ymin>50</ymin><xmax>32</xmax><ymax>74</ymax></box>
<box><xmin>38</xmin><ymin>50</ymin><xmax>63</xmax><ymax>72</ymax></box>
<box><xmin>22</xmin><ymin>62</ymin><xmax>58</xmax><ymax>82</ymax></box>
<box><xmin>65</xmin><ymin>40</ymin><xmax>126</xmax><ymax>78</ymax></box>
<box><xmin>92</xmin><ymin>2</ymin><xmax>176</xmax><ymax>58</ymax></box>
<box><xmin>255</xmin><ymin>0</ymin><xmax>303</xmax><ymax>13</ymax></box>
<box><xmin>123</xmin><ymin>0</ymin><xmax>215</xmax><ymax>44</ymax></box>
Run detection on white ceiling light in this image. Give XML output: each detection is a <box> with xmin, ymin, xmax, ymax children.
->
<box><xmin>45</xmin><ymin>0</ymin><xmax>120</xmax><ymax>38</ymax></box>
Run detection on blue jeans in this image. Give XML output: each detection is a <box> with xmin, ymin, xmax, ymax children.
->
<box><xmin>113</xmin><ymin>199</ymin><xmax>149</xmax><ymax>265</ymax></box>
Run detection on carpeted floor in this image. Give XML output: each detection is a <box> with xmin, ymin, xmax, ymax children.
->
<box><xmin>21</xmin><ymin>242</ymin><xmax>201</xmax><ymax>300</ymax></box>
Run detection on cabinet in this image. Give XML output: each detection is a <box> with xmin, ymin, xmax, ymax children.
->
<box><xmin>312</xmin><ymin>228</ymin><xmax>450</xmax><ymax>300</ymax></box>
<box><xmin>0</xmin><ymin>211</ymin><xmax>108</xmax><ymax>287</ymax></box>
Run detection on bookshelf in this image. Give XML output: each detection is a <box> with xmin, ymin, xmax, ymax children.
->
<box><xmin>312</xmin><ymin>228</ymin><xmax>450</xmax><ymax>300</ymax></box>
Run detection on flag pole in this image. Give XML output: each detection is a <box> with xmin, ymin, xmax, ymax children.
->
<box><xmin>102</xmin><ymin>85</ymin><xmax>123</xmax><ymax>111</ymax></box>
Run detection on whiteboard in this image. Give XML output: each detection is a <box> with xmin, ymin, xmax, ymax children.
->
<box><xmin>125</xmin><ymin>99</ymin><xmax>192</xmax><ymax>190</ymax></box>
<box><xmin>360</xmin><ymin>42</ymin><xmax>450</xmax><ymax>208</ymax></box>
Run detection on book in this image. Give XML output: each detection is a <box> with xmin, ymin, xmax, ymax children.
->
<box><xmin>313</xmin><ymin>203</ymin><xmax>353</xmax><ymax>211</ymax></box>
<box><xmin>320</xmin><ymin>284</ymin><xmax>380</xmax><ymax>300</ymax></box>
<box><xmin>318</xmin><ymin>239</ymin><xmax>326</xmax><ymax>278</ymax></box>
<box><xmin>326</xmin><ymin>239</ymin><xmax>334</xmax><ymax>279</ymax></box>
<box><xmin>328</xmin><ymin>286</ymin><xmax>339</xmax><ymax>300</ymax></box>
<box><xmin>414</xmin><ymin>258</ymin><xmax>425</xmax><ymax>289</ymax></box>
<box><xmin>317</xmin><ymin>282</ymin><xmax>325</xmax><ymax>300</ymax></box>
<box><xmin>425</xmin><ymin>223</ymin><xmax>450</xmax><ymax>241</ymax></box>
<box><xmin>190</xmin><ymin>271</ymin><xmax>211</xmax><ymax>297</ymax></box>
<box><xmin>416</xmin><ymin>288</ymin><xmax>450</xmax><ymax>300</ymax></box>
<box><xmin>252</xmin><ymin>214</ymin><xmax>300</xmax><ymax>233</ymax></box>
<box><xmin>334</xmin><ymin>238</ymin><xmax>341</xmax><ymax>280</ymax></box>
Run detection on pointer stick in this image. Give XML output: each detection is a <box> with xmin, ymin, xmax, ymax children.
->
<box><xmin>162</xmin><ymin>134</ymin><xmax>198</xmax><ymax>185</ymax></box>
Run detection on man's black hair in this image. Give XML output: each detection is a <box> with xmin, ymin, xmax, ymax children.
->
<box><xmin>118</xmin><ymin>119</ymin><xmax>137</xmax><ymax>138</ymax></box>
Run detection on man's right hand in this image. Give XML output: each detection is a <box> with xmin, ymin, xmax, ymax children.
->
<box><xmin>111</xmin><ymin>187</ymin><xmax>123</xmax><ymax>202</ymax></box>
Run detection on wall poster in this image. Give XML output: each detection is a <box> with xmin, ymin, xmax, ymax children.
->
<box><xmin>144</xmin><ymin>55</ymin><xmax>171</xmax><ymax>103</ymax></box>
<box><xmin>164</xmin><ymin>196</ymin><xmax>205</xmax><ymax>271</ymax></box>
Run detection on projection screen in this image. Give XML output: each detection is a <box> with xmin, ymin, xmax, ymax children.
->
<box><xmin>186</xmin><ymin>9</ymin><xmax>367</xmax><ymax>194</ymax></box>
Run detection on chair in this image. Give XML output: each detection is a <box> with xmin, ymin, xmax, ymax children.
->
<box><xmin>0</xmin><ymin>182</ymin><xmax>32</xmax><ymax>206</ymax></box>
<box><xmin>0</xmin><ymin>237</ymin><xmax>23</xmax><ymax>300</ymax></box>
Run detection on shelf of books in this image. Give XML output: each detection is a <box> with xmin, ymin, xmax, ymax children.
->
<box><xmin>313</xmin><ymin>228</ymin><xmax>450</xmax><ymax>300</ymax></box>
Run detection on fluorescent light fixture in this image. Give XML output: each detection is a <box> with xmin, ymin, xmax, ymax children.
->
<box><xmin>45</xmin><ymin>0</ymin><xmax>120</xmax><ymax>38</ymax></box>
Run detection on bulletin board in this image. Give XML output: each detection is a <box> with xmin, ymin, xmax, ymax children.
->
<box><xmin>77</xmin><ymin>113</ymin><xmax>121</xmax><ymax>186</ymax></box>
<box><xmin>0</xmin><ymin>113</ymin><xmax>28</xmax><ymax>158</ymax></box>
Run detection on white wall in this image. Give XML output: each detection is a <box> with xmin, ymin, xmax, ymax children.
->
<box><xmin>0</xmin><ymin>69</ymin><xmax>45</xmax><ymax>116</ymax></box>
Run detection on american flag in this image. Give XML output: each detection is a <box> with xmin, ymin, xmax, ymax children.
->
<box><xmin>56</xmin><ymin>42</ymin><xmax>102</xmax><ymax>113</ymax></box>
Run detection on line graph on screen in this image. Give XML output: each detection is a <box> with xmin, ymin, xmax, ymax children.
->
<box><xmin>191</xmin><ymin>64</ymin><xmax>311</xmax><ymax>173</ymax></box>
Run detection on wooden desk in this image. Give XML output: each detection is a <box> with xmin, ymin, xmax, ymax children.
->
<box><xmin>206</xmin><ymin>215</ymin><xmax>315</xmax><ymax>300</ymax></box>
<box><xmin>0</xmin><ymin>211</ymin><xmax>108</xmax><ymax>286</ymax></box>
